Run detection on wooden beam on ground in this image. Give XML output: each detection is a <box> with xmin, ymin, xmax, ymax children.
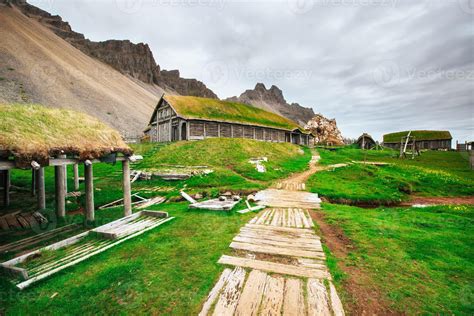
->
<box><xmin>84</xmin><ymin>161</ymin><xmax>94</xmax><ymax>222</ymax></box>
<box><xmin>122</xmin><ymin>159</ymin><xmax>132</xmax><ymax>216</ymax></box>
<box><xmin>54</xmin><ymin>165</ymin><xmax>65</xmax><ymax>217</ymax></box>
<box><xmin>73</xmin><ymin>164</ymin><xmax>79</xmax><ymax>191</ymax></box>
<box><xmin>36</xmin><ymin>167</ymin><xmax>46</xmax><ymax>210</ymax></box>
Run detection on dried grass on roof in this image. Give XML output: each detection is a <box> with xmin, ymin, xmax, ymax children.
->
<box><xmin>383</xmin><ymin>130</ymin><xmax>452</xmax><ymax>143</ymax></box>
<box><xmin>0</xmin><ymin>104</ymin><xmax>131</xmax><ymax>165</ymax></box>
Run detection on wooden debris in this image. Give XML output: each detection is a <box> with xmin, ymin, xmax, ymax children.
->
<box><xmin>329</xmin><ymin>281</ymin><xmax>345</xmax><ymax>316</ymax></box>
<box><xmin>230</xmin><ymin>241</ymin><xmax>325</xmax><ymax>259</ymax></box>
<box><xmin>135</xmin><ymin>196</ymin><xmax>165</xmax><ymax>210</ymax></box>
<box><xmin>180</xmin><ymin>190</ymin><xmax>197</xmax><ymax>203</ymax></box>
<box><xmin>190</xmin><ymin>197</ymin><xmax>241</xmax><ymax>211</ymax></box>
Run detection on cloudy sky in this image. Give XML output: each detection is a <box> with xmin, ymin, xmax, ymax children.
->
<box><xmin>31</xmin><ymin>0</ymin><xmax>473</xmax><ymax>143</ymax></box>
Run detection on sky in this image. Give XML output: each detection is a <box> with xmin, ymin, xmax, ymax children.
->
<box><xmin>31</xmin><ymin>0</ymin><xmax>474</xmax><ymax>143</ymax></box>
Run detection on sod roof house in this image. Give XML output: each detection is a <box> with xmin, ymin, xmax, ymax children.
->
<box><xmin>356</xmin><ymin>133</ymin><xmax>376</xmax><ymax>150</ymax></box>
<box><xmin>383</xmin><ymin>130</ymin><xmax>452</xmax><ymax>150</ymax></box>
<box><xmin>144</xmin><ymin>95</ymin><xmax>315</xmax><ymax>146</ymax></box>
<box><xmin>0</xmin><ymin>104</ymin><xmax>135</xmax><ymax>221</ymax></box>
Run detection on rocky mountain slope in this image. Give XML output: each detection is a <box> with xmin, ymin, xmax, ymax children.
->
<box><xmin>226</xmin><ymin>83</ymin><xmax>315</xmax><ymax>126</ymax></box>
<box><xmin>12</xmin><ymin>0</ymin><xmax>217</xmax><ymax>99</ymax></box>
<box><xmin>0</xmin><ymin>3</ymin><xmax>159</xmax><ymax>134</ymax></box>
<box><xmin>305</xmin><ymin>114</ymin><xmax>344</xmax><ymax>145</ymax></box>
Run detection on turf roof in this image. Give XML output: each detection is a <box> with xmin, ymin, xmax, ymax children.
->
<box><xmin>0</xmin><ymin>104</ymin><xmax>131</xmax><ymax>165</ymax></box>
<box><xmin>383</xmin><ymin>130</ymin><xmax>452</xmax><ymax>143</ymax></box>
<box><xmin>163</xmin><ymin>95</ymin><xmax>302</xmax><ymax>131</ymax></box>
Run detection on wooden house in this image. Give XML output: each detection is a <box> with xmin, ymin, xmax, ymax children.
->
<box><xmin>144</xmin><ymin>95</ymin><xmax>315</xmax><ymax>146</ymax></box>
<box><xmin>356</xmin><ymin>133</ymin><xmax>376</xmax><ymax>150</ymax></box>
<box><xmin>383</xmin><ymin>130</ymin><xmax>452</xmax><ymax>150</ymax></box>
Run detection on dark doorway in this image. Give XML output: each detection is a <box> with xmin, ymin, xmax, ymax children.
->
<box><xmin>171</xmin><ymin>126</ymin><xmax>179</xmax><ymax>141</ymax></box>
<box><xmin>181</xmin><ymin>123</ymin><xmax>187</xmax><ymax>140</ymax></box>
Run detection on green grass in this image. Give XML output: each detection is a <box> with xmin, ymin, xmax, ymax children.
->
<box><xmin>383</xmin><ymin>130</ymin><xmax>452</xmax><ymax>143</ymax></box>
<box><xmin>135</xmin><ymin>138</ymin><xmax>311</xmax><ymax>191</ymax></box>
<box><xmin>308</xmin><ymin>147</ymin><xmax>474</xmax><ymax>204</ymax></box>
<box><xmin>0</xmin><ymin>138</ymin><xmax>311</xmax><ymax>314</ymax></box>
<box><xmin>164</xmin><ymin>95</ymin><xmax>300</xmax><ymax>130</ymax></box>
<box><xmin>320</xmin><ymin>203</ymin><xmax>474</xmax><ymax>314</ymax></box>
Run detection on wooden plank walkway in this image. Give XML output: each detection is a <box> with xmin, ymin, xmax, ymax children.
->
<box><xmin>200</xmin><ymin>207</ymin><xmax>344</xmax><ymax>315</ymax></box>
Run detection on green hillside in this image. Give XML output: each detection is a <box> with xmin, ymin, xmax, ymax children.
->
<box><xmin>383</xmin><ymin>130</ymin><xmax>452</xmax><ymax>143</ymax></box>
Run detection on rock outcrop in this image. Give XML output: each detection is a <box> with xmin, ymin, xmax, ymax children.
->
<box><xmin>305</xmin><ymin>114</ymin><xmax>344</xmax><ymax>145</ymax></box>
<box><xmin>12</xmin><ymin>0</ymin><xmax>217</xmax><ymax>98</ymax></box>
<box><xmin>226</xmin><ymin>83</ymin><xmax>315</xmax><ymax>126</ymax></box>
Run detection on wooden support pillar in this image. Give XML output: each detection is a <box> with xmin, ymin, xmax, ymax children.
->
<box><xmin>37</xmin><ymin>167</ymin><xmax>46</xmax><ymax>210</ymax></box>
<box><xmin>3</xmin><ymin>170</ymin><xmax>10</xmax><ymax>207</ymax></box>
<box><xmin>73</xmin><ymin>164</ymin><xmax>80</xmax><ymax>191</ymax></box>
<box><xmin>84</xmin><ymin>161</ymin><xmax>94</xmax><ymax>222</ymax></box>
<box><xmin>60</xmin><ymin>154</ymin><xmax>67</xmax><ymax>194</ymax></box>
<box><xmin>55</xmin><ymin>164</ymin><xmax>66</xmax><ymax>218</ymax></box>
<box><xmin>31</xmin><ymin>169</ymin><xmax>36</xmax><ymax>197</ymax></box>
<box><xmin>122</xmin><ymin>159</ymin><xmax>132</xmax><ymax>217</ymax></box>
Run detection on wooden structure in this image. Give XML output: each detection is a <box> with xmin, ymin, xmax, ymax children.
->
<box><xmin>144</xmin><ymin>95</ymin><xmax>315</xmax><ymax>146</ymax></box>
<box><xmin>456</xmin><ymin>141</ymin><xmax>473</xmax><ymax>152</ymax></box>
<box><xmin>356</xmin><ymin>133</ymin><xmax>376</xmax><ymax>150</ymax></box>
<box><xmin>383</xmin><ymin>130</ymin><xmax>452</xmax><ymax>150</ymax></box>
<box><xmin>0</xmin><ymin>104</ymin><xmax>135</xmax><ymax>221</ymax></box>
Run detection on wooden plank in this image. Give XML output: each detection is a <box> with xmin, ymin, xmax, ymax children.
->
<box><xmin>233</xmin><ymin>236</ymin><xmax>323</xmax><ymax>252</ymax></box>
<box><xmin>180</xmin><ymin>191</ymin><xmax>196</xmax><ymax>204</ymax></box>
<box><xmin>283</xmin><ymin>278</ymin><xmax>305</xmax><ymax>316</ymax></box>
<box><xmin>16</xmin><ymin>217</ymin><xmax>174</xmax><ymax>289</ymax></box>
<box><xmin>271</xmin><ymin>209</ymin><xmax>280</xmax><ymax>226</ymax></box>
<box><xmin>259</xmin><ymin>275</ymin><xmax>284</xmax><ymax>315</ymax></box>
<box><xmin>244</xmin><ymin>224</ymin><xmax>316</xmax><ymax>236</ymax></box>
<box><xmin>299</xmin><ymin>209</ymin><xmax>310</xmax><ymax>228</ymax></box>
<box><xmin>329</xmin><ymin>281</ymin><xmax>345</xmax><ymax>316</ymax></box>
<box><xmin>306</xmin><ymin>209</ymin><xmax>315</xmax><ymax>227</ymax></box>
<box><xmin>307</xmin><ymin>278</ymin><xmax>331</xmax><ymax>316</ymax></box>
<box><xmin>287</xmin><ymin>208</ymin><xmax>295</xmax><ymax>227</ymax></box>
<box><xmin>294</xmin><ymin>208</ymin><xmax>303</xmax><ymax>228</ymax></box>
<box><xmin>37</xmin><ymin>167</ymin><xmax>46</xmax><ymax>210</ymax></box>
<box><xmin>239</xmin><ymin>228</ymin><xmax>319</xmax><ymax>241</ymax></box>
<box><xmin>235</xmin><ymin>269</ymin><xmax>267</xmax><ymax>316</ymax></box>
<box><xmin>199</xmin><ymin>268</ymin><xmax>232</xmax><ymax>316</ymax></box>
<box><xmin>255</xmin><ymin>209</ymin><xmax>270</xmax><ymax>225</ymax></box>
<box><xmin>218</xmin><ymin>255</ymin><xmax>331</xmax><ymax>279</ymax></box>
<box><xmin>212</xmin><ymin>267</ymin><xmax>246</xmax><ymax>316</ymax></box>
<box><xmin>237</xmin><ymin>231</ymin><xmax>321</xmax><ymax>247</ymax></box>
<box><xmin>230</xmin><ymin>241</ymin><xmax>325</xmax><ymax>259</ymax></box>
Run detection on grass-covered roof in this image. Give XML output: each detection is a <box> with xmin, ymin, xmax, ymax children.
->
<box><xmin>0</xmin><ymin>104</ymin><xmax>131</xmax><ymax>165</ymax></box>
<box><xmin>383</xmin><ymin>130</ymin><xmax>452</xmax><ymax>143</ymax></box>
<box><xmin>163</xmin><ymin>95</ymin><xmax>301</xmax><ymax>131</ymax></box>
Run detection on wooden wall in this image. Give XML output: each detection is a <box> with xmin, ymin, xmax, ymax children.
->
<box><xmin>384</xmin><ymin>139</ymin><xmax>452</xmax><ymax>150</ymax></box>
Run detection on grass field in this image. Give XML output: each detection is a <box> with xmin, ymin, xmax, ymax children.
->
<box><xmin>320</xmin><ymin>203</ymin><xmax>474</xmax><ymax>314</ymax></box>
<box><xmin>0</xmin><ymin>139</ymin><xmax>311</xmax><ymax>314</ymax></box>
<box><xmin>307</xmin><ymin>147</ymin><xmax>474</xmax><ymax>204</ymax></box>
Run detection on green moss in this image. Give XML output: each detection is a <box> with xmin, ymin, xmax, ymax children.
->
<box><xmin>165</xmin><ymin>95</ymin><xmax>300</xmax><ymax>130</ymax></box>
<box><xmin>383</xmin><ymin>130</ymin><xmax>452</xmax><ymax>143</ymax></box>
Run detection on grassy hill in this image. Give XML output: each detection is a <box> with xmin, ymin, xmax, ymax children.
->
<box><xmin>307</xmin><ymin>147</ymin><xmax>474</xmax><ymax>205</ymax></box>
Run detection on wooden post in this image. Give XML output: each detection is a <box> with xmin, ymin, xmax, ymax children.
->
<box><xmin>84</xmin><ymin>161</ymin><xmax>94</xmax><ymax>222</ymax></box>
<box><xmin>37</xmin><ymin>168</ymin><xmax>46</xmax><ymax>210</ymax></box>
<box><xmin>3</xmin><ymin>170</ymin><xmax>10</xmax><ymax>207</ymax></box>
<box><xmin>217</xmin><ymin>123</ymin><xmax>221</xmax><ymax>138</ymax></box>
<box><xmin>31</xmin><ymin>169</ymin><xmax>36</xmax><ymax>197</ymax></box>
<box><xmin>122</xmin><ymin>159</ymin><xmax>132</xmax><ymax>217</ymax></box>
<box><xmin>73</xmin><ymin>164</ymin><xmax>79</xmax><ymax>191</ymax></box>
<box><xmin>55</xmin><ymin>164</ymin><xmax>66</xmax><ymax>218</ymax></box>
<box><xmin>60</xmin><ymin>154</ymin><xmax>67</xmax><ymax>195</ymax></box>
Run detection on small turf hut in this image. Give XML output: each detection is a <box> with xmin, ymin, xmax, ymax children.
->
<box><xmin>356</xmin><ymin>133</ymin><xmax>376</xmax><ymax>150</ymax></box>
<box><xmin>0</xmin><ymin>104</ymin><xmax>136</xmax><ymax>221</ymax></box>
<box><xmin>144</xmin><ymin>95</ymin><xmax>315</xmax><ymax>146</ymax></box>
<box><xmin>383</xmin><ymin>130</ymin><xmax>452</xmax><ymax>150</ymax></box>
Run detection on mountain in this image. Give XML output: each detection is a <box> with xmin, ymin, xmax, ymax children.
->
<box><xmin>226</xmin><ymin>83</ymin><xmax>315</xmax><ymax>126</ymax></box>
<box><xmin>10</xmin><ymin>0</ymin><xmax>218</xmax><ymax>99</ymax></box>
<box><xmin>0</xmin><ymin>2</ymin><xmax>160</xmax><ymax>134</ymax></box>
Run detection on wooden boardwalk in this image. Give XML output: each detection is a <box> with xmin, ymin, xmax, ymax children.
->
<box><xmin>199</xmin><ymin>153</ymin><xmax>344</xmax><ymax>315</ymax></box>
<box><xmin>199</xmin><ymin>208</ymin><xmax>344</xmax><ymax>316</ymax></box>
